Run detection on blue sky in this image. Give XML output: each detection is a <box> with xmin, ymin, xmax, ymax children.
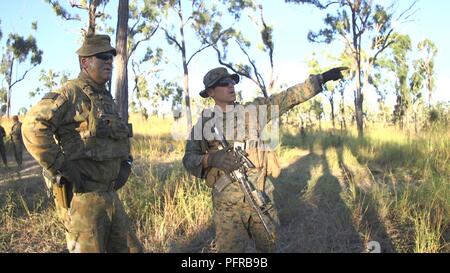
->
<box><xmin>0</xmin><ymin>0</ymin><xmax>449</xmax><ymax>116</ymax></box>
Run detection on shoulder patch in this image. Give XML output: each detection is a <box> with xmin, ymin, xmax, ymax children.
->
<box><xmin>42</xmin><ymin>92</ymin><xmax>60</xmax><ymax>100</ymax></box>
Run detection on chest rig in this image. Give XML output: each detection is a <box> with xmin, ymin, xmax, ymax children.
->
<box><xmin>61</xmin><ymin>81</ymin><xmax>131</xmax><ymax>161</ymax></box>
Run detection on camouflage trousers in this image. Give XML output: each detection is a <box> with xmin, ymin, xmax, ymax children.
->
<box><xmin>212</xmin><ymin>172</ymin><xmax>279</xmax><ymax>253</ymax></box>
<box><xmin>0</xmin><ymin>141</ymin><xmax>6</xmax><ymax>166</ymax></box>
<box><xmin>11</xmin><ymin>141</ymin><xmax>22</xmax><ymax>168</ymax></box>
<box><xmin>53</xmin><ymin>190</ymin><xmax>143</xmax><ymax>253</ymax></box>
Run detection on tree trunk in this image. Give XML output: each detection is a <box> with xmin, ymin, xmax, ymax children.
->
<box><xmin>6</xmin><ymin>58</ymin><xmax>14</xmax><ymax>118</ymax></box>
<box><xmin>329</xmin><ymin>97</ymin><xmax>335</xmax><ymax>129</ymax></box>
<box><xmin>352</xmin><ymin>9</ymin><xmax>364</xmax><ymax>138</ymax></box>
<box><xmin>88</xmin><ymin>0</ymin><xmax>101</xmax><ymax>35</ymax></box>
<box><xmin>114</xmin><ymin>0</ymin><xmax>129</xmax><ymax>121</ymax></box>
<box><xmin>340</xmin><ymin>89</ymin><xmax>346</xmax><ymax>130</ymax></box>
<box><xmin>178</xmin><ymin>1</ymin><xmax>192</xmax><ymax>130</ymax></box>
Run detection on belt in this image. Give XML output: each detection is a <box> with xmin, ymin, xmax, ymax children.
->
<box><xmin>214</xmin><ymin>175</ymin><xmax>234</xmax><ymax>193</ymax></box>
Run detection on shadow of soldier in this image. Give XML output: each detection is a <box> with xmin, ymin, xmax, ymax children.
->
<box><xmin>272</xmin><ymin>128</ymin><xmax>397</xmax><ymax>253</ymax></box>
<box><xmin>273</xmin><ymin>149</ymin><xmax>364</xmax><ymax>252</ymax></box>
<box><xmin>335</xmin><ymin>144</ymin><xmax>396</xmax><ymax>253</ymax></box>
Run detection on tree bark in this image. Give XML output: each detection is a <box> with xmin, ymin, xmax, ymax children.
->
<box><xmin>6</xmin><ymin>58</ymin><xmax>14</xmax><ymax>118</ymax></box>
<box><xmin>114</xmin><ymin>0</ymin><xmax>129</xmax><ymax>121</ymax></box>
<box><xmin>178</xmin><ymin>0</ymin><xmax>192</xmax><ymax>130</ymax></box>
<box><xmin>88</xmin><ymin>0</ymin><xmax>101</xmax><ymax>35</ymax></box>
<box><xmin>351</xmin><ymin>7</ymin><xmax>364</xmax><ymax>137</ymax></box>
<box><xmin>329</xmin><ymin>96</ymin><xmax>335</xmax><ymax>129</ymax></box>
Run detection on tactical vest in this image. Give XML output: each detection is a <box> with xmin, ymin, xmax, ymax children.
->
<box><xmin>200</xmin><ymin>107</ymin><xmax>281</xmax><ymax>190</ymax></box>
<box><xmin>58</xmin><ymin>80</ymin><xmax>131</xmax><ymax>161</ymax></box>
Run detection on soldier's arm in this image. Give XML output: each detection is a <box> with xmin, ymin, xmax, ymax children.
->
<box><xmin>182</xmin><ymin>122</ymin><xmax>209</xmax><ymax>179</ymax></box>
<box><xmin>246</xmin><ymin>74</ymin><xmax>323</xmax><ymax>122</ymax></box>
<box><xmin>22</xmin><ymin>91</ymin><xmax>69</xmax><ymax>174</ymax></box>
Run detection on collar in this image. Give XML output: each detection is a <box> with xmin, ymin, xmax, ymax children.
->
<box><xmin>78</xmin><ymin>71</ymin><xmax>109</xmax><ymax>94</ymax></box>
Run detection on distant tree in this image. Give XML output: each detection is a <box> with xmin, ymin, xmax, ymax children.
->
<box><xmin>30</xmin><ymin>69</ymin><xmax>70</xmax><ymax>98</ymax></box>
<box><xmin>377</xmin><ymin>33</ymin><xmax>412</xmax><ymax>129</ymax></box>
<box><xmin>157</xmin><ymin>0</ymin><xmax>225</xmax><ymax>129</ymax></box>
<box><xmin>204</xmin><ymin>1</ymin><xmax>275</xmax><ymax>98</ymax></box>
<box><xmin>310</xmin><ymin>99</ymin><xmax>324</xmax><ymax>130</ymax></box>
<box><xmin>125</xmin><ymin>0</ymin><xmax>162</xmax><ymax>120</ymax></box>
<box><xmin>286</xmin><ymin>0</ymin><xmax>418</xmax><ymax>137</ymax></box>
<box><xmin>45</xmin><ymin>0</ymin><xmax>112</xmax><ymax>35</ymax></box>
<box><xmin>416</xmin><ymin>39</ymin><xmax>437</xmax><ymax>109</ymax></box>
<box><xmin>18</xmin><ymin>107</ymin><xmax>28</xmax><ymax>116</ymax></box>
<box><xmin>308</xmin><ymin>52</ymin><xmax>344</xmax><ymax>129</ymax></box>
<box><xmin>0</xmin><ymin>23</ymin><xmax>43</xmax><ymax>117</ymax></box>
<box><xmin>409</xmin><ymin>59</ymin><xmax>424</xmax><ymax>133</ymax></box>
<box><xmin>0</xmin><ymin>20</ymin><xmax>3</xmax><ymax>41</ymax></box>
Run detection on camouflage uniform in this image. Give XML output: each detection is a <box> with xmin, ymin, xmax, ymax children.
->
<box><xmin>22</xmin><ymin>34</ymin><xmax>143</xmax><ymax>253</ymax></box>
<box><xmin>183</xmin><ymin>67</ymin><xmax>324</xmax><ymax>253</ymax></box>
<box><xmin>10</xmin><ymin>119</ymin><xmax>23</xmax><ymax>168</ymax></box>
<box><xmin>0</xmin><ymin>125</ymin><xmax>7</xmax><ymax>167</ymax></box>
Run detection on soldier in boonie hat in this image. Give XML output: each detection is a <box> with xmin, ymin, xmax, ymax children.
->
<box><xmin>199</xmin><ymin>67</ymin><xmax>240</xmax><ymax>98</ymax></box>
<box><xmin>76</xmin><ymin>33</ymin><xmax>117</xmax><ymax>56</ymax></box>
<box><xmin>21</xmin><ymin>32</ymin><xmax>143</xmax><ymax>253</ymax></box>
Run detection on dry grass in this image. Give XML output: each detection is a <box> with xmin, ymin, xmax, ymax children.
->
<box><xmin>0</xmin><ymin>115</ymin><xmax>448</xmax><ymax>253</ymax></box>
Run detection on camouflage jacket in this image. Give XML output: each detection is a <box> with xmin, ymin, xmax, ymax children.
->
<box><xmin>22</xmin><ymin>72</ymin><xmax>131</xmax><ymax>191</ymax></box>
<box><xmin>10</xmin><ymin>121</ymin><xmax>22</xmax><ymax>143</ymax></box>
<box><xmin>182</xmin><ymin>74</ymin><xmax>323</xmax><ymax>189</ymax></box>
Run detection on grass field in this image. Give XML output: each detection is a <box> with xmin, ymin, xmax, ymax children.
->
<box><xmin>0</xmin><ymin>115</ymin><xmax>448</xmax><ymax>253</ymax></box>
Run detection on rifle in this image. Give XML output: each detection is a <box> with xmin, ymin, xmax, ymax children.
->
<box><xmin>212</xmin><ymin>125</ymin><xmax>277</xmax><ymax>241</ymax></box>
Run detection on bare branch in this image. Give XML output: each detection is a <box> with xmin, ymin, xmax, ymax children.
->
<box><xmin>10</xmin><ymin>64</ymin><xmax>38</xmax><ymax>89</ymax></box>
<box><xmin>212</xmin><ymin>44</ymin><xmax>262</xmax><ymax>93</ymax></box>
<box><xmin>371</xmin><ymin>28</ymin><xmax>395</xmax><ymax>64</ymax></box>
<box><xmin>186</xmin><ymin>44</ymin><xmax>212</xmax><ymax>66</ymax></box>
<box><xmin>163</xmin><ymin>28</ymin><xmax>183</xmax><ymax>52</ymax></box>
<box><xmin>235</xmin><ymin>39</ymin><xmax>268</xmax><ymax>98</ymax></box>
<box><xmin>129</xmin><ymin>22</ymin><xmax>160</xmax><ymax>58</ymax></box>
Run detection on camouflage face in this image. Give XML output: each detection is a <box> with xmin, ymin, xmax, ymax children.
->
<box><xmin>81</xmin><ymin>54</ymin><xmax>114</xmax><ymax>85</ymax></box>
<box><xmin>200</xmin><ymin>67</ymin><xmax>240</xmax><ymax>98</ymax></box>
<box><xmin>207</xmin><ymin>77</ymin><xmax>237</xmax><ymax>104</ymax></box>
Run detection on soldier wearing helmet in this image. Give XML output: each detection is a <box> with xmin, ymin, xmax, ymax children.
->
<box><xmin>183</xmin><ymin>66</ymin><xmax>347</xmax><ymax>252</ymax></box>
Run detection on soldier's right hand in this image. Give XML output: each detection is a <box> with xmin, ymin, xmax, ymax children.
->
<box><xmin>207</xmin><ymin>147</ymin><xmax>241</xmax><ymax>173</ymax></box>
<box><xmin>57</xmin><ymin>160</ymin><xmax>82</xmax><ymax>190</ymax></box>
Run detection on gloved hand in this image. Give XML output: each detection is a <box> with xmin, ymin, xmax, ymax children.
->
<box><xmin>321</xmin><ymin>67</ymin><xmax>348</xmax><ymax>83</ymax></box>
<box><xmin>207</xmin><ymin>147</ymin><xmax>241</xmax><ymax>173</ymax></box>
<box><xmin>57</xmin><ymin>160</ymin><xmax>82</xmax><ymax>192</ymax></box>
<box><xmin>114</xmin><ymin>156</ymin><xmax>133</xmax><ymax>191</ymax></box>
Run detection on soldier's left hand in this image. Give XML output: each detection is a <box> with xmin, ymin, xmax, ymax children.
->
<box><xmin>321</xmin><ymin>67</ymin><xmax>348</xmax><ymax>83</ymax></box>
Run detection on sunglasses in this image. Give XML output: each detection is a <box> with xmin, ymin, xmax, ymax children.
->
<box><xmin>94</xmin><ymin>53</ymin><xmax>114</xmax><ymax>61</ymax></box>
<box><xmin>213</xmin><ymin>78</ymin><xmax>236</xmax><ymax>87</ymax></box>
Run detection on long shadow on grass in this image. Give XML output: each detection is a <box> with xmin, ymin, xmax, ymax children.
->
<box><xmin>274</xmin><ymin>129</ymin><xmax>396</xmax><ymax>252</ymax></box>
<box><xmin>273</xmin><ymin>144</ymin><xmax>364</xmax><ymax>252</ymax></box>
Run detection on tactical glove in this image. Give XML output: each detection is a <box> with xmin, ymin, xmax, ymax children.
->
<box><xmin>57</xmin><ymin>160</ymin><xmax>83</xmax><ymax>193</ymax></box>
<box><xmin>207</xmin><ymin>147</ymin><xmax>241</xmax><ymax>173</ymax></box>
<box><xmin>114</xmin><ymin>156</ymin><xmax>133</xmax><ymax>190</ymax></box>
<box><xmin>321</xmin><ymin>67</ymin><xmax>348</xmax><ymax>83</ymax></box>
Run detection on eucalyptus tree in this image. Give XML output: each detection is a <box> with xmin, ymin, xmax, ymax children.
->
<box><xmin>286</xmin><ymin>0</ymin><xmax>418</xmax><ymax>136</ymax></box>
<box><xmin>0</xmin><ymin>23</ymin><xmax>43</xmax><ymax>117</ymax></box>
